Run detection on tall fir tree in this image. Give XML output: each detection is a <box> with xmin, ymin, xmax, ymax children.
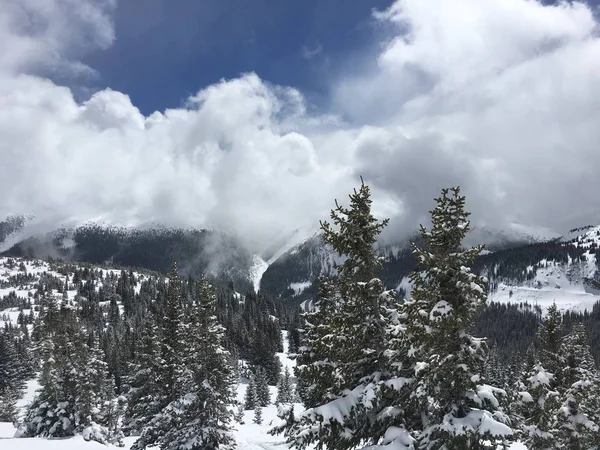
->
<box><xmin>245</xmin><ymin>377</ymin><xmax>257</xmax><ymax>410</ymax></box>
<box><xmin>255</xmin><ymin>367</ymin><xmax>271</xmax><ymax>407</ymax></box>
<box><xmin>537</xmin><ymin>302</ymin><xmax>564</xmax><ymax>388</ymax></box>
<box><xmin>294</xmin><ymin>276</ymin><xmax>341</xmax><ymax>409</ymax></box>
<box><xmin>161</xmin><ymin>263</ymin><xmax>185</xmax><ymax>403</ymax></box>
<box><xmin>139</xmin><ymin>278</ymin><xmax>236</xmax><ymax>450</ymax></box>
<box><xmin>122</xmin><ymin>317</ymin><xmax>163</xmax><ymax>435</ymax></box>
<box><xmin>277</xmin><ymin>178</ymin><xmax>403</xmax><ymax>450</ymax></box>
<box><xmin>516</xmin><ymin>363</ymin><xmax>560</xmax><ymax>449</ymax></box>
<box><xmin>131</xmin><ymin>263</ymin><xmax>186</xmax><ymax>450</ymax></box>
<box><xmin>276</xmin><ymin>366</ymin><xmax>293</xmax><ymax>405</ymax></box>
<box><xmin>24</xmin><ymin>306</ymin><xmax>119</xmax><ymax>443</ymax></box>
<box><xmin>0</xmin><ymin>331</ymin><xmax>20</xmax><ymax>422</ymax></box>
<box><xmin>553</xmin><ymin>322</ymin><xmax>600</xmax><ymax>448</ymax></box>
<box><xmin>403</xmin><ymin>187</ymin><xmax>513</xmax><ymax>449</ymax></box>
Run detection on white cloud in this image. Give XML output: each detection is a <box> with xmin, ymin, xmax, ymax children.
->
<box><xmin>0</xmin><ymin>0</ymin><xmax>115</xmax><ymax>77</ymax></box>
<box><xmin>2</xmin><ymin>0</ymin><xmax>600</xmax><ymax>252</ymax></box>
<box><xmin>302</xmin><ymin>43</ymin><xmax>323</xmax><ymax>60</ymax></box>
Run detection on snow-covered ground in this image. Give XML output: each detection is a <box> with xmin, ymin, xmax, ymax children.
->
<box><xmin>489</xmin><ymin>246</ymin><xmax>600</xmax><ymax>313</ymax></box>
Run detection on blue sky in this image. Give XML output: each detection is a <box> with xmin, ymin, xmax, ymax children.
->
<box><xmin>83</xmin><ymin>0</ymin><xmax>395</xmax><ymax>115</ymax></box>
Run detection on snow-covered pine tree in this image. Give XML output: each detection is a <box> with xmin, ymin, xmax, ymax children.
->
<box><xmin>255</xmin><ymin>367</ymin><xmax>271</xmax><ymax>407</ymax></box>
<box><xmin>151</xmin><ymin>277</ymin><xmax>235</xmax><ymax>450</ymax></box>
<box><xmin>276</xmin><ymin>366</ymin><xmax>293</xmax><ymax>405</ymax></box>
<box><xmin>0</xmin><ymin>388</ymin><xmax>18</xmax><ymax>423</ymax></box>
<box><xmin>294</xmin><ymin>275</ymin><xmax>341</xmax><ymax>409</ymax></box>
<box><xmin>24</xmin><ymin>300</ymin><xmax>82</xmax><ymax>438</ymax></box>
<box><xmin>0</xmin><ymin>331</ymin><xmax>20</xmax><ymax>422</ymax></box>
<box><xmin>131</xmin><ymin>264</ymin><xmax>186</xmax><ymax>450</ymax></box>
<box><xmin>235</xmin><ymin>404</ymin><xmax>245</xmax><ymax>424</ymax></box>
<box><xmin>161</xmin><ymin>262</ymin><xmax>185</xmax><ymax>403</ymax></box>
<box><xmin>516</xmin><ymin>364</ymin><xmax>560</xmax><ymax>449</ymax></box>
<box><xmin>75</xmin><ymin>333</ymin><xmax>119</xmax><ymax>444</ymax></box>
<box><xmin>276</xmin><ymin>178</ymin><xmax>404</xmax><ymax>450</ymax></box>
<box><xmin>245</xmin><ymin>377</ymin><xmax>257</xmax><ymax>410</ymax></box>
<box><xmin>554</xmin><ymin>322</ymin><xmax>600</xmax><ymax>448</ymax></box>
<box><xmin>319</xmin><ymin>177</ymin><xmax>390</xmax><ymax>389</ymax></box>
<box><xmin>404</xmin><ymin>187</ymin><xmax>513</xmax><ymax>449</ymax></box>
<box><xmin>122</xmin><ymin>317</ymin><xmax>163</xmax><ymax>436</ymax></box>
<box><xmin>254</xmin><ymin>404</ymin><xmax>263</xmax><ymax>425</ymax></box>
<box><xmin>538</xmin><ymin>302</ymin><xmax>564</xmax><ymax>388</ymax></box>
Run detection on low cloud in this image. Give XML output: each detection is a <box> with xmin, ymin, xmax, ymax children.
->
<box><xmin>1</xmin><ymin>0</ymin><xmax>600</xmax><ymax>253</ymax></box>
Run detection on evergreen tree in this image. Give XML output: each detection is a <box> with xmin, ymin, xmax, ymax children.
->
<box><xmin>0</xmin><ymin>388</ymin><xmax>18</xmax><ymax>423</ymax></box>
<box><xmin>404</xmin><ymin>187</ymin><xmax>513</xmax><ymax>449</ymax></box>
<box><xmin>0</xmin><ymin>332</ymin><xmax>20</xmax><ymax>422</ymax></box>
<box><xmin>276</xmin><ymin>179</ymin><xmax>404</xmax><ymax>450</ymax></box>
<box><xmin>131</xmin><ymin>263</ymin><xmax>185</xmax><ymax>450</ymax></box>
<box><xmin>24</xmin><ymin>311</ymin><xmax>78</xmax><ymax>438</ymax></box>
<box><xmin>161</xmin><ymin>263</ymin><xmax>185</xmax><ymax>403</ymax></box>
<box><xmin>75</xmin><ymin>334</ymin><xmax>118</xmax><ymax>443</ymax></box>
<box><xmin>235</xmin><ymin>404</ymin><xmax>245</xmax><ymax>424</ymax></box>
<box><xmin>554</xmin><ymin>323</ymin><xmax>600</xmax><ymax>448</ymax></box>
<box><xmin>517</xmin><ymin>364</ymin><xmax>560</xmax><ymax>449</ymax></box>
<box><xmin>255</xmin><ymin>367</ymin><xmax>271</xmax><ymax>407</ymax></box>
<box><xmin>137</xmin><ymin>278</ymin><xmax>235</xmax><ymax>450</ymax></box>
<box><xmin>253</xmin><ymin>404</ymin><xmax>263</xmax><ymax>425</ymax></box>
<box><xmin>538</xmin><ymin>302</ymin><xmax>564</xmax><ymax>387</ymax></box>
<box><xmin>245</xmin><ymin>377</ymin><xmax>257</xmax><ymax>410</ymax></box>
<box><xmin>276</xmin><ymin>366</ymin><xmax>293</xmax><ymax>405</ymax></box>
<box><xmin>319</xmin><ymin>177</ymin><xmax>390</xmax><ymax>388</ymax></box>
<box><xmin>122</xmin><ymin>317</ymin><xmax>163</xmax><ymax>435</ymax></box>
<box><xmin>294</xmin><ymin>276</ymin><xmax>341</xmax><ymax>409</ymax></box>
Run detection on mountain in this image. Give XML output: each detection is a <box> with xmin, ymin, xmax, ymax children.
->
<box><xmin>3</xmin><ymin>216</ymin><xmax>598</xmax><ymax>313</ymax></box>
<box><xmin>0</xmin><ymin>224</ymin><xmax>255</xmax><ymax>292</ymax></box>
<box><xmin>257</xmin><ymin>222</ymin><xmax>565</xmax><ymax>305</ymax></box>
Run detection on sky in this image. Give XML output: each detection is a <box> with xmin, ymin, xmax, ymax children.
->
<box><xmin>1</xmin><ymin>0</ymin><xmax>600</xmax><ymax>252</ymax></box>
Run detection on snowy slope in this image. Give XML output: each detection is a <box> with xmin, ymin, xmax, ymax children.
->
<box><xmin>488</xmin><ymin>225</ymin><xmax>600</xmax><ymax>313</ymax></box>
<box><xmin>0</xmin><ymin>257</ymin><xmax>152</xmax><ymax>330</ymax></box>
<box><xmin>250</xmin><ymin>255</ymin><xmax>269</xmax><ymax>292</ymax></box>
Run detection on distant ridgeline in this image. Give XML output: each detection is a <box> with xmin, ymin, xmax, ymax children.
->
<box><xmin>260</xmin><ymin>232</ymin><xmax>600</xmax><ymax>305</ymax></box>
<box><xmin>1</xmin><ymin>225</ymin><xmax>255</xmax><ymax>293</ymax></box>
<box><xmin>2</xmin><ymin>219</ymin><xmax>600</xmax><ymax>308</ymax></box>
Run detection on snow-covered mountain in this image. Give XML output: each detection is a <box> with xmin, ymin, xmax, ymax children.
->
<box><xmin>4</xmin><ymin>215</ymin><xmax>599</xmax><ymax>314</ymax></box>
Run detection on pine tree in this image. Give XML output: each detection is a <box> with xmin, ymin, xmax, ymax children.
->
<box><xmin>404</xmin><ymin>187</ymin><xmax>513</xmax><ymax>449</ymax></box>
<box><xmin>0</xmin><ymin>332</ymin><xmax>20</xmax><ymax>422</ymax></box>
<box><xmin>245</xmin><ymin>377</ymin><xmax>257</xmax><ymax>410</ymax></box>
<box><xmin>517</xmin><ymin>363</ymin><xmax>560</xmax><ymax>449</ymax></box>
<box><xmin>122</xmin><ymin>317</ymin><xmax>163</xmax><ymax>435</ymax></box>
<box><xmin>75</xmin><ymin>334</ymin><xmax>118</xmax><ymax>443</ymax></box>
<box><xmin>276</xmin><ymin>178</ymin><xmax>404</xmax><ymax>450</ymax></box>
<box><xmin>255</xmin><ymin>367</ymin><xmax>271</xmax><ymax>407</ymax></box>
<box><xmin>145</xmin><ymin>277</ymin><xmax>236</xmax><ymax>450</ymax></box>
<box><xmin>554</xmin><ymin>322</ymin><xmax>600</xmax><ymax>448</ymax></box>
<box><xmin>235</xmin><ymin>404</ymin><xmax>245</xmax><ymax>424</ymax></box>
<box><xmin>131</xmin><ymin>263</ymin><xmax>186</xmax><ymax>450</ymax></box>
<box><xmin>276</xmin><ymin>366</ymin><xmax>293</xmax><ymax>405</ymax></box>
<box><xmin>161</xmin><ymin>263</ymin><xmax>184</xmax><ymax>403</ymax></box>
<box><xmin>538</xmin><ymin>302</ymin><xmax>564</xmax><ymax>387</ymax></box>
<box><xmin>294</xmin><ymin>276</ymin><xmax>341</xmax><ymax>409</ymax></box>
<box><xmin>319</xmin><ymin>177</ymin><xmax>390</xmax><ymax>388</ymax></box>
<box><xmin>253</xmin><ymin>404</ymin><xmax>263</xmax><ymax>425</ymax></box>
<box><xmin>24</xmin><ymin>301</ymin><xmax>85</xmax><ymax>438</ymax></box>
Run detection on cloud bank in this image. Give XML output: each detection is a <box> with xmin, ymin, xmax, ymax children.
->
<box><xmin>1</xmin><ymin>0</ymin><xmax>600</xmax><ymax>252</ymax></box>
